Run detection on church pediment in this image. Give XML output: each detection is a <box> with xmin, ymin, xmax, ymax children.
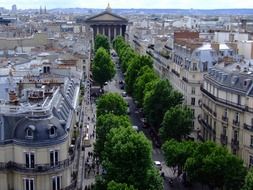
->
<box><xmin>86</xmin><ymin>12</ymin><xmax>128</xmax><ymax>23</ymax></box>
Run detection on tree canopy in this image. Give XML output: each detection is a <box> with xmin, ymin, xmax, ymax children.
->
<box><xmin>143</xmin><ymin>79</ymin><xmax>183</xmax><ymax>128</ymax></box>
<box><xmin>125</xmin><ymin>55</ymin><xmax>153</xmax><ymax>94</ymax></box>
<box><xmin>95</xmin><ymin>34</ymin><xmax>110</xmax><ymax>53</ymax></box>
<box><xmin>102</xmin><ymin>126</ymin><xmax>163</xmax><ymax>190</ymax></box>
<box><xmin>133</xmin><ymin>66</ymin><xmax>158</xmax><ymax>106</ymax></box>
<box><xmin>242</xmin><ymin>169</ymin><xmax>253</xmax><ymax>190</ymax></box>
<box><xmin>96</xmin><ymin>93</ymin><xmax>128</xmax><ymax>117</ymax></box>
<box><xmin>107</xmin><ymin>181</ymin><xmax>136</xmax><ymax>190</ymax></box>
<box><xmin>92</xmin><ymin>47</ymin><xmax>115</xmax><ymax>87</ymax></box>
<box><xmin>159</xmin><ymin>105</ymin><xmax>193</xmax><ymax>142</ymax></box>
<box><xmin>95</xmin><ymin>114</ymin><xmax>131</xmax><ymax>157</ymax></box>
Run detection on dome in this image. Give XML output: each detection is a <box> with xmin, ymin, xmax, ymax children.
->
<box><xmin>13</xmin><ymin>115</ymin><xmax>67</xmax><ymax>145</ymax></box>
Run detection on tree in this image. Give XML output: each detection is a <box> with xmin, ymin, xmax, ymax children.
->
<box><xmin>96</xmin><ymin>93</ymin><xmax>128</xmax><ymax>117</ymax></box>
<box><xmin>242</xmin><ymin>169</ymin><xmax>253</xmax><ymax>190</ymax></box>
<box><xmin>162</xmin><ymin>139</ymin><xmax>197</xmax><ymax>176</ymax></box>
<box><xmin>95</xmin><ymin>114</ymin><xmax>131</xmax><ymax>158</ymax></box>
<box><xmin>133</xmin><ymin>66</ymin><xmax>158</xmax><ymax>106</ymax></box>
<box><xmin>107</xmin><ymin>181</ymin><xmax>136</xmax><ymax>190</ymax></box>
<box><xmin>143</xmin><ymin>80</ymin><xmax>183</xmax><ymax>128</ymax></box>
<box><xmin>92</xmin><ymin>47</ymin><xmax>115</xmax><ymax>87</ymax></box>
<box><xmin>125</xmin><ymin>55</ymin><xmax>153</xmax><ymax>94</ymax></box>
<box><xmin>184</xmin><ymin>142</ymin><xmax>246</xmax><ymax>189</ymax></box>
<box><xmin>102</xmin><ymin>127</ymin><xmax>162</xmax><ymax>190</ymax></box>
<box><xmin>159</xmin><ymin>105</ymin><xmax>193</xmax><ymax>142</ymax></box>
<box><xmin>95</xmin><ymin>34</ymin><xmax>110</xmax><ymax>53</ymax></box>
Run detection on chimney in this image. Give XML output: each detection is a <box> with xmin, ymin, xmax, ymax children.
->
<box><xmin>9</xmin><ymin>90</ymin><xmax>19</xmax><ymax>105</ymax></box>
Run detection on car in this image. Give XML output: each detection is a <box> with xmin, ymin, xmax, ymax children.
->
<box><xmin>121</xmin><ymin>91</ymin><xmax>127</xmax><ymax>97</ymax></box>
<box><xmin>132</xmin><ymin>125</ymin><xmax>139</xmax><ymax>132</ymax></box>
<box><xmin>127</xmin><ymin>107</ymin><xmax>130</xmax><ymax>115</ymax></box>
<box><xmin>120</xmin><ymin>85</ymin><xmax>125</xmax><ymax>90</ymax></box>
<box><xmin>141</xmin><ymin>118</ymin><xmax>150</xmax><ymax>128</ymax></box>
<box><xmin>119</xmin><ymin>80</ymin><xmax>124</xmax><ymax>85</ymax></box>
<box><xmin>104</xmin><ymin>82</ymin><xmax>108</xmax><ymax>85</ymax></box>
<box><xmin>154</xmin><ymin>161</ymin><xmax>162</xmax><ymax>170</ymax></box>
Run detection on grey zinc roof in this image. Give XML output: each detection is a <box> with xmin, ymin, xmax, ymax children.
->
<box><xmin>207</xmin><ymin>65</ymin><xmax>253</xmax><ymax>96</ymax></box>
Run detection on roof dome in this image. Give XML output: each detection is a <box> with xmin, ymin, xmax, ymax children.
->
<box><xmin>13</xmin><ymin>115</ymin><xmax>67</xmax><ymax>145</ymax></box>
<box><xmin>106</xmin><ymin>3</ymin><xmax>112</xmax><ymax>12</ymax></box>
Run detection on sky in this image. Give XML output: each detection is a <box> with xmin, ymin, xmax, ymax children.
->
<box><xmin>1</xmin><ymin>0</ymin><xmax>253</xmax><ymax>10</ymax></box>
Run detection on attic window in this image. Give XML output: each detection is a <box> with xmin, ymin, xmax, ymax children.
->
<box><xmin>25</xmin><ymin>125</ymin><xmax>35</xmax><ymax>139</ymax></box>
<box><xmin>49</xmin><ymin>125</ymin><xmax>57</xmax><ymax>138</ymax></box>
<box><xmin>231</xmin><ymin>76</ymin><xmax>239</xmax><ymax>85</ymax></box>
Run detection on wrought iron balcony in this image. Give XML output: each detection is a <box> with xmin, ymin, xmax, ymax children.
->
<box><xmin>220</xmin><ymin>134</ymin><xmax>228</xmax><ymax>145</ymax></box>
<box><xmin>231</xmin><ymin>138</ymin><xmax>239</xmax><ymax>150</ymax></box>
<box><xmin>233</xmin><ymin>119</ymin><xmax>240</xmax><ymax>127</ymax></box>
<box><xmin>0</xmin><ymin>153</ymin><xmax>75</xmax><ymax>173</ymax></box>
<box><xmin>244</xmin><ymin>123</ymin><xmax>253</xmax><ymax>132</ymax></box>
<box><xmin>222</xmin><ymin>115</ymin><xmax>228</xmax><ymax>122</ymax></box>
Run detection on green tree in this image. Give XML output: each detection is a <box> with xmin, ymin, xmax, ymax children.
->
<box><xmin>143</xmin><ymin>80</ymin><xmax>183</xmax><ymax>128</ymax></box>
<box><xmin>159</xmin><ymin>105</ymin><xmax>193</xmax><ymax>142</ymax></box>
<box><xmin>96</xmin><ymin>93</ymin><xmax>128</xmax><ymax>117</ymax></box>
<box><xmin>95</xmin><ymin>114</ymin><xmax>131</xmax><ymax>158</ymax></box>
<box><xmin>133</xmin><ymin>66</ymin><xmax>158</xmax><ymax>106</ymax></box>
<box><xmin>107</xmin><ymin>181</ymin><xmax>136</xmax><ymax>190</ymax></box>
<box><xmin>95</xmin><ymin>34</ymin><xmax>110</xmax><ymax>53</ymax></box>
<box><xmin>120</xmin><ymin>47</ymin><xmax>137</xmax><ymax>73</ymax></box>
<box><xmin>242</xmin><ymin>169</ymin><xmax>253</xmax><ymax>190</ymax></box>
<box><xmin>102</xmin><ymin>127</ymin><xmax>162</xmax><ymax>190</ymax></box>
<box><xmin>184</xmin><ymin>142</ymin><xmax>246</xmax><ymax>189</ymax></box>
<box><xmin>162</xmin><ymin>139</ymin><xmax>197</xmax><ymax>176</ymax></box>
<box><xmin>125</xmin><ymin>55</ymin><xmax>153</xmax><ymax>94</ymax></box>
<box><xmin>92</xmin><ymin>47</ymin><xmax>115</xmax><ymax>87</ymax></box>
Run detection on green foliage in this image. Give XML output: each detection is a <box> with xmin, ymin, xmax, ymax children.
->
<box><xmin>95</xmin><ymin>34</ymin><xmax>110</xmax><ymax>53</ymax></box>
<box><xmin>162</xmin><ymin>139</ymin><xmax>197</xmax><ymax>171</ymax></box>
<box><xmin>159</xmin><ymin>105</ymin><xmax>193</xmax><ymax>141</ymax></box>
<box><xmin>125</xmin><ymin>55</ymin><xmax>153</xmax><ymax>94</ymax></box>
<box><xmin>92</xmin><ymin>47</ymin><xmax>115</xmax><ymax>87</ymax></box>
<box><xmin>107</xmin><ymin>181</ymin><xmax>136</xmax><ymax>190</ymax></box>
<box><xmin>242</xmin><ymin>169</ymin><xmax>253</xmax><ymax>190</ymax></box>
<box><xmin>143</xmin><ymin>80</ymin><xmax>183</xmax><ymax>128</ymax></box>
<box><xmin>102</xmin><ymin>126</ymin><xmax>162</xmax><ymax>190</ymax></box>
<box><xmin>133</xmin><ymin>66</ymin><xmax>158</xmax><ymax>106</ymax></box>
<box><xmin>96</xmin><ymin>93</ymin><xmax>128</xmax><ymax>117</ymax></box>
<box><xmin>184</xmin><ymin>142</ymin><xmax>246</xmax><ymax>189</ymax></box>
<box><xmin>95</xmin><ymin>114</ymin><xmax>131</xmax><ymax>158</ymax></box>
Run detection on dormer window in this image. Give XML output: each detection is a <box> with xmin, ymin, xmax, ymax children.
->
<box><xmin>49</xmin><ymin>125</ymin><xmax>57</xmax><ymax>138</ymax></box>
<box><xmin>25</xmin><ymin>125</ymin><xmax>35</xmax><ymax>139</ymax></box>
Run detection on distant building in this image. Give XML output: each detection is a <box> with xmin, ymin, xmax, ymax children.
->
<box><xmin>11</xmin><ymin>4</ymin><xmax>17</xmax><ymax>13</ymax></box>
<box><xmin>85</xmin><ymin>4</ymin><xmax>128</xmax><ymax>41</ymax></box>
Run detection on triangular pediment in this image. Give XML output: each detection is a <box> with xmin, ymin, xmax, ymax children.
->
<box><xmin>86</xmin><ymin>11</ymin><xmax>128</xmax><ymax>22</ymax></box>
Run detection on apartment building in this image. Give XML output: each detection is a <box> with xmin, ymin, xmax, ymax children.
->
<box><xmin>199</xmin><ymin>61</ymin><xmax>253</xmax><ymax>167</ymax></box>
<box><xmin>0</xmin><ymin>52</ymin><xmax>81</xmax><ymax>190</ymax></box>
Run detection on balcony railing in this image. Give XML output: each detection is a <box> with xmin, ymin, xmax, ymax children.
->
<box><xmin>198</xmin><ymin>116</ymin><xmax>216</xmax><ymax>135</ymax></box>
<box><xmin>231</xmin><ymin>138</ymin><xmax>239</xmax><ymax>151</ymax></box>
<box><xmin>202</xmin><ymin>103</ymin><xmax>216</xmax><ymax>117</ymax></box>
<box><xmin>220</xmin><ymin>134</ymin><xmax>228</xmax><ymax>145</ymax></box>
<box><xmin>182</xmin><ymin>77</ymin><xmax>188</xmax><ymax>83</ymax></box>
<box><xmin>244</xmin><ymin>123</ymin><xmax>253</xmax><ymax>132</ymax></box>
<box><xmin>60</xmin><ymin>180</ymin><xmax>77</xmax><ymax>190</ymax></box>
<box><xmin>233</xmin><ymin>119</ymin><xmax>240</xmax><ymax>127</ymax></box>
<box><xmin>0</xmin><ymin>153</ymin><xmax>75</xmax><ymax>173</ymax></box>
<box><xmin>222</xmin><ymin>115</ymin><xmax>228</xmax><ymax>122</ymax></box>
<box><xmin>171</xmin><ymin>69</ymin><xmax>180</xmax><ymax>77</ymax></box>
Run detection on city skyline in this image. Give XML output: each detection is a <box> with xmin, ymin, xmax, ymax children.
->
<box><xmin>1</xmin><ymin>0</ymin><xmax>253</xmax><ymax>10</ymax></box>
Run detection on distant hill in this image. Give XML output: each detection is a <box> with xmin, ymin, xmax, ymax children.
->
<box><xmin>48</xmin><ymin>8</ymin><xmax>253</xmax><ymax>15</ymax></box>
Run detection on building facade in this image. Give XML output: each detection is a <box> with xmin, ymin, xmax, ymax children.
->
<box><xmin>0</xmin><ymin>77</ymin><xmax>80</xmax><ymax>190</ymax></box>
<box><xmin>199</xmin><ymin>62</ymin><xmax>253</xmax><ymax>166</ymax></box>
<box><xmin>85</xmin><ymin>4</ymin><xmax>128</xmax><ymax>41</ymax></box>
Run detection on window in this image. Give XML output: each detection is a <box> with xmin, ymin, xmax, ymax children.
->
<box><xmin>222</xmin><ymin>126</ymin><xmax>227</xmax><ymax>135</ymax></box>
<box><xmin>49</xmin><ymin>126</ymin><xmax>56</xmax><ymax>138</ymax></box>
<box><xmin>237</xmin><ymin>95</ymin><xmax>241</xmax><ymax>105</ymax></box>
<box><xmin>52</xmin><ymin>176</ymin><xmax>61</xmax><ymax>190</ymax></box>
<box><xmin>191</xmin><ymin>109</ymin><xmax>195</xmax><ymax>117</ymax></box>
<box><xmin>224</xmin><ymin>109</ymin><xmax>228</xmax><ymax>118</ymax></box>
<box><xmin>191</xmin><ymin>87</ymin><xmax>195</xmax><ymax>95</ymax></box>
<box><xmin>26</xmin><ymin>129</ymin><xmax>33</xmax><ymax>139</ymax></box>
<box><xmin>50</xmin><ymin>150</ymin><xmax>59</xmax><ymax>167</ymax></box>
<box><xmin>233</xmin><ymin>130</ymin><xmax>239</xmax><ymax>140</ymax></box>
<box><xmin>23</xmin><ymin>178</ymin><xmax>34</xmax><ymax>190</ymax></box>
<box><xmin>192</xmin><ymin>63</ymin><xmax>197</xmax><ymax>71</ymax></box>
<box><xmin>202</xmin><ymin>62</ymin><xmax>208</xmax><ymax>72</ymax></box>
<box><xmin>191</xmin><ymin>97</ymin><xmax>195</xmax><ymax>106</ymax></box>
<box><xmin>249</xmin><ymin>155</ymin><xmax>253</xmax><ymax>167</ymax></box>
<box><xmin>251</xmin><ymin>136</ymin><xmax>253</xmax><ymax>147</ymax></box>
<box><xmin>25</xmin><ymin>152</ymin><xmax>35</xmax><ymax>169</ymax></box>
<box><xmin>235</xmin><ymin>112</ymin><xmax>240</xmax><ymax>123</ymax></box>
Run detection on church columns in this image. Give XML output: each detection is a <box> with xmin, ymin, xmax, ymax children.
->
<box><xmin>114</xmin><ymin>26</ymin><xmax>116</xmax><ymax>39</ymax></box>
<box><xmin>108</xmin><ymin>25</ymin><xmax>111</xmax><ymax>41</ymax></box>
<box><xmin>120</xmin><ymin>25</ymin><xmax>122</xmax><ymax>36</ymax></box>
<box><xmin>102</xmin><ymin>26</ymin><xmax>105</xmax><ymax>35</ymax></box>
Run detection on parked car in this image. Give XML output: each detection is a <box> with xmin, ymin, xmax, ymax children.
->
<box><xmin>132</xmin><ymin>125</ymin><xmax>139</xmax><ymax>132</ymax></box>
<box><xmin>154</xmin><ymin>161</ymin><xmax>162</xmax><ymax>170</ymax></box>
<box><xmin>121</xmin><ymin>91</ymin><xmax>127</xmax><ymax>97</ymax></box>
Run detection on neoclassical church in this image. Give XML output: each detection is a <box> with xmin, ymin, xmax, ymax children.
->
<box><xmin>85</xmin><ymin>4</ymin><xmax>128</xmax><ymax>41</ymax></box>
